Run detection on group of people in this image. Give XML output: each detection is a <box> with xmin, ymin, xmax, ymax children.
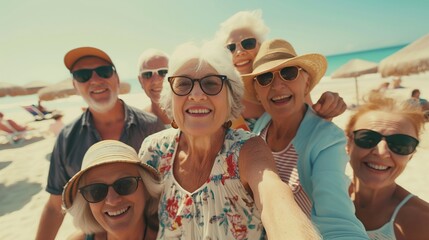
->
<box><xmin>34</xmin><ymin>10</ymin><xmax>429</xmax><ymax>240</ymax></box>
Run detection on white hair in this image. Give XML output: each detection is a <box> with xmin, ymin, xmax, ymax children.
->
<box><xmin>137</xmin><ymin>48</ymin><xmax>170</xmax><ymax>72</ymax></box>
<box><xmin>159</xmin><ymin>40</ymin><xmax>244</xmax><ymax>122</ymax></box>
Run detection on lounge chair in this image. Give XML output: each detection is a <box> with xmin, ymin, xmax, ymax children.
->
<box><xmin>22</xmin><ymin>105</ymin><xmax>54</xmax><ymax>121</ymax></box>
<box><xmin>0</xmin><ymin>129</ymin><xmax>44</xmax><ymax>145</ymax></box>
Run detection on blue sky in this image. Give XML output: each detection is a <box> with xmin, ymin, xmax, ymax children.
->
<box><xmin>1</xmin><ymin>0</ymin><xmax>428</xmax><ymax>86</ymax></box>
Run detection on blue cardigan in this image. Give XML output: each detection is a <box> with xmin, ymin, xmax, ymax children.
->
<box><xmin>253</xmin><ymin>107</ymin><xmax>368</xmax><ymax>239</ymax></box>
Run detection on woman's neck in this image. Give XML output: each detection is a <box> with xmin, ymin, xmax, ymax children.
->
<box><xmin>351</xmin><ymin>178</ymin><xmax>399</xmax><ymax>209</ymax></box>
<box><xmin>105</xmin><ymin>219</ymin><xmax>147</xmax><ymax>240</ymax></box>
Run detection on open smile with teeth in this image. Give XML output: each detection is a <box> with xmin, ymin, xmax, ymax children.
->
<box><xmin>91</xmin><ymin>88</ymin><xmax>108</xmax><ymax>94</ymax></box>
<box><xmin>365</xmin><ymin>162</ymin><xmax>390</xmax><ymax>171</ymax></box>
<box><xmin>187</xmin><ymin>109</ymin><xmax>211</xmax><ymax>114</ymax></box>
<box><xmin>235</xmin><ymin>60</ymin><xmax>251</xmax><ymax>67</ymax></box>
<box><xmin>271</xmin><ymin>94</ymin><xmax>292</xmax><ymax>103</ymax></box>
<box><xmin>105</xmin><ymin>206</ymin><xmax>130</xmax><ymax>217</ymax></box>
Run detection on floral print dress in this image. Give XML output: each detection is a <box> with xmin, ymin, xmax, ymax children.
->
<box><xmin>138</xmin><ymin>128</ymin><xmax>265</xmax><ymax>240</ymax></box>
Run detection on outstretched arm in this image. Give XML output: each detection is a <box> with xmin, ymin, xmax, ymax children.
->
<box><xmin>309</xmin><ymin>91</ymin><xmax>347</xmax><ymax>120</ymax></box>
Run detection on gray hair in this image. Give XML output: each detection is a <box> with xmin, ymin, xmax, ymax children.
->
<box><xmin>137</xmin><ymin>48</ymin><xmax>170</xmax><ymax>72</ymax></box>
<box><xmin>67</xmin><ymin>167</ymin><xmax>162</xmax><ymax>234</ymax></box>
<box><xmin>159</xmin><ymin>41</ymin><xmax>244</xmax><ymax>122</ymax></box>
<box><xmin>215</xmin><ymin>10</ymin><xmax>270</xmax><ymax>44</ymax></box>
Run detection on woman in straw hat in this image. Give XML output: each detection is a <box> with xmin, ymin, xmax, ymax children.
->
<box><xmin>62</xmin><ymin>140</ymin><xmax>162</xmax><ymax>240</ymax></box>
<box><xmin>215</xmin><ymin>9</ymin><xmax>346</xmax><ymax>131</ymax></box>
<box><xmin>242</xmin><ymin>39</ymin><xmax>368</xmax><ymax>239</ymax></box>
<box><xmin>345</xmin><ymin>92</ymin><xmax>429</xmax><ymax>240</ymax></box>
<box><xmin>138</xmin><ymin>41</ymin><xmax>320</xmax><ymax>239</ymax></box>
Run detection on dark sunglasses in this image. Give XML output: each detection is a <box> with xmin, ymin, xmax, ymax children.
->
<box><xmin>71</xmin><ymin>65</ymin><xmax>116</xmax><ymax>83</ymax></box>
<box><xmin>168</xmin><ymin>75</ymin><xmax>228</xmax><ymax>96</ymax></box>
<box><xmin>353</xmin><ymin>129</ymin><xmax>419</xmax><ymax>155</ymax></box>
<box><xmin>79</xmin><ymin>176</ymin><xmax>141</xmax><ymax>203</ymax></box>
<box><xmin>255</xmin><ymin>66</ymin><xmax>302</xmax><ymax>87</ymax></box>
<box><xmin>226</xmin><ymin>38</ymin><xmax>257</xmax><ymax>53</ymax></box>
<box><xmin>140</xmin><ymin>68</ymin><xmax>168</xmax><ymax>79</ymax></box>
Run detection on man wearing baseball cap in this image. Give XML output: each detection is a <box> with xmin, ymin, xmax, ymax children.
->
<box><xmin>35</xmin><ymin>47</ymin><xmax>165</xmax><ymax>240</ymax></box>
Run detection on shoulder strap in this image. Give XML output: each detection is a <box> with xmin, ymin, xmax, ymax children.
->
<box><xmin>390</xmin><ymin>194</ymin><xmax>414</xmax><ymax>221</ymax></box>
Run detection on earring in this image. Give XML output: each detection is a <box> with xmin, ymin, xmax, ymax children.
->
<box><xmin>223</xmin><ymin>120</ymin><xmax>232</xmax><ymax>129</ymax></box>
<box><xmin>171</xmin><ymin>119</ymin><xmax>178</xmax><ymax>129</ymax></box>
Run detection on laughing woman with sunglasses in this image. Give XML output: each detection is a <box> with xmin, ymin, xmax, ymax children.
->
<box><xmin>62</xmin><ymin>140</ymin><xmax>162</xmax><ymax>240</ymax></box>
<box><xmin>345</xmin><ymin>92</ymin><xmax>429</xmax><ymax>240</ymax></box>
<box><xmin>138</xmin><ymin>42</ymin><xmax>320</xmax><ymax>239</ymax></box>
<box><xmin>243</xmin><ymin>39</ymin><xmax>369</xmax><ymax>239</ymax></box>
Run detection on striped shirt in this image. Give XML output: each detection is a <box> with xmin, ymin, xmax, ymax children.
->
<box><xmin>260</xmin><ymin>124</ymin><xmax>312</xmax><ymax>217</ymax></box>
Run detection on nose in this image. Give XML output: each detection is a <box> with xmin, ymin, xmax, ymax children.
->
<box><xmin>271</xmin><ymin>72</ymin><xmax>285</xmax><ymax>89</ymax></box>
<box><xmin>188</xmin><ymin>81</ymin><xmax>207</xmax><ymax>101</ymax></box>
<box><xmin>372</xmin><ymin>139</ymin><xmax>391</xmax><ymax>157</ymax></box>
<box><xmin>104</xmin><ymin>187</ymin><xmax>121</xmax><ymax>205</ymax></box>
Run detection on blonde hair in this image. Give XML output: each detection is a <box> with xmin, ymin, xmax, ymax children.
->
<box><xmin>345</xmin><ymin>92</ymin><xmax>425</xmax><ymax>138</ymax></box>
<box><xmin>215</xmin><ymin>10</ymin><xmax>270</xmax><ymax>44</ymax></box>
<box><xmin>67</xmin><ymin>166</ymin><xmax>162</xmax><ymax>234</ymax></box>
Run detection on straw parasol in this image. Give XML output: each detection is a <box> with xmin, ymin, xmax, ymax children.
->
<box><xmin>379</xmin><ymin>33</ymin><xmax>429</xmax><ymax>77</ymax></box>
<box><xmin>331</xmin><ymin>59</ymin><xmax>378</xmax><ymax>106</ymax></box>
<box><xmin>22</xmin><ymin>81</ymin><xmax>50</xmax><ymax>95</ymax></box>
<box><xmin>38</xmin><ymin>79</ymin><xmax>131</xmax><ymax>101</ymax></box>
<box><xmin>0</xmin><ymin>82</ymin><xmax>26</xmax><ymax>97</ymax></box>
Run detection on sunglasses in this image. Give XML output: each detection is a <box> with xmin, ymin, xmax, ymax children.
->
<box><xmin>168</xmin><ymin>75</ymin><xmax>228</xmax><ymax>96</ymax></box>
<box><xmin>140</xmin><ymin>68</ymin><xmax>168</xmax><ymax>79</ymax></box>
<box><xmin>254</xmin><ymin>66</ymin><xmax>302</xmax><ymax>87</ymax></box>
<box><xmin>79</xmin><ymin>176</ymin><xmax>141</xmax><ymax>203</ymax></box>
<box><xmin>226</xmin><ymin>38</ymin><xmax>257</xmax><ymax>53</ymax></box>
<box><xmin>72</xmin><ymin>65</ymin><xmax>115</xmax><ymax>83</ymax></box>
<box><xmin>353</xmin><ymin>129</ymin><xmax>419</xmax><ymax>155</ymax></box>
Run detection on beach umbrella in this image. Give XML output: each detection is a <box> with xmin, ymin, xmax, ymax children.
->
<box><xmin>22</xmin><ymin>81</ymin><xmax>50</xmax><ymax>95</ymax></box>
<box><xmin>0</xmin><ymin>82</ymin><xmax>26</xmax><ymax>97</ymax></box>
<box><xmin>38</xmin><ymin>79</ymin><xmax>131</xmax><ymax>101</ymax></box>
<box><xmin>379</xmin><ymin>33</ymin><xmax>429</xmax><ymax>77</ymax></box>
<box><xmin>331</xmin><ymin>59</ymin><xmax>378</xmax><ymax>106</ymax></box>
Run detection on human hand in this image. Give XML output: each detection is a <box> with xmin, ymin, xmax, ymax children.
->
<box><xmin>312</xmin><ymin>91</ymin><xmax>346</xmax><ymax>120</ymax></box>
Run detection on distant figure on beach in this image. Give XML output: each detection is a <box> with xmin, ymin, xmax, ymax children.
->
<box><xmin>215</xmin><ymin>9</ymin><xmax>346</xmax><ymax>130</ymax></box>
<box><xmin>62</xmin><ymin>140</ymin><xmax>161</xmax><ymax>240</ymax></box>
<box><xmin>372</xmin><ymin>82</ymin><xmax>390</xmax><ymax>93</ymax></box>
<box><xmin>345</xmin><ymin>92</ymin><xmax>429</xmax><ymax>240</ymax></box>
<box><xmin>34</xmin><ymin>99</ymin><xmax>53</xmax><ymax>115</ymax></box>
<box><xmin>392</xmin><ymin>77</ymin><xmax>403</xmax><ymax>89</ymax></box>
<box><xmin>409</xmin><ymin>89</ymin><xmax>429</xmax><ymax>110</ymax></box>
<box><xmin>35</xmin><ymin>47</ymin><xmax>164</xmax><ymax>240</ymax></box>
<box><xmin>243</xmin><ymin>38</ymin><xmax>368</xmax><ymax>239</ymax></box>
<box><xmin>137</xmin><ymin>49</ymin><xmax>171</xmax><ymax>125</ymax></box>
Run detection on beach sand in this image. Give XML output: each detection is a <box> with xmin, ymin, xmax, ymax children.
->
<box><xmin>1</xmin><ymin>73</ymin><xmax>428</xmax><ymax>239</ymax></box>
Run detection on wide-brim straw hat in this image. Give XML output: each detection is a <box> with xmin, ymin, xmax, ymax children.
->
<box><xmin>62</xmin><ymin>140</ymin><xmax>160</xmax><ymax>210</ymax></box>
<box><xmin>241</xmin><ymin>39</ymin><xmax>327</xmax><ymax>104</ymax></box>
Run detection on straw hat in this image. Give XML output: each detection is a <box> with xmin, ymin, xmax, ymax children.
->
<box><xmin>62</xmin><ymin>140</ymin><xmax>160</xmax><ymax>210</ymax></box>
<box><xmin>64</xmin><ymin>47</ymin><xmax>114</xmax><ymax>71</ymax></box>
<box><xmin>241</xmin><ymin>39</ymin><xmax>327</xmax><ymax>104</ymax></box>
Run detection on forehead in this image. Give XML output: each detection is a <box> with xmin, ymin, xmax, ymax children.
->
<box><xmin>72</xmin><ymin>56</ymin><xmax>112</xmax><ymax>71</ymax></box>
<box><xmin>142</xmin><ymin>56</ymin><xmax>168</xmax><ymax>70</ymax></box>
<box><xmin>227</xmin><ymin>28</ymin><xmax>256</xmax><ymax>44</ymax></box>
<box><xmin>174</xmin><ymin>59</ymin><xmax>218</xmax><ymax>77</ymax></box>
<box><xmin>82</xmin><ymin>162</ymin><xmax>140</xmax><ymax>183</ymax></box>
<box><xmin>354</xmin><ymin>111</ymin><xmax>417</xmax><ymax>137</ymax></box>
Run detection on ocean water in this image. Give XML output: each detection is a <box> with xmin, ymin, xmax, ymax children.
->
<box><xmin>0</xmin><ymin>44</ymin><xmax>406</xmax><ymax>112</ymax></box>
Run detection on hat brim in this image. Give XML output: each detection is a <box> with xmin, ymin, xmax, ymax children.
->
<box><xmin>64</xmin><ymin>47</ymin><xmax>114</xmax><ymax>71</ymax></box>
<box><xmin>62</xmin><ymin>160</ymin><xmax>160</xmax><ymax>210</ymax></box>
<box><xmin>241</xmin><ymin>54</ymin><xmax>327</xmax><ymax>104</ymax></box>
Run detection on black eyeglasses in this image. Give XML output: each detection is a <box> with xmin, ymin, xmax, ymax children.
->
<box><xmin>226</xmin><ymin>38</ymin><xmax>257</xmax><ymax>53</ymax></box>
<box><xmin>79</xmin><ymin>176</ymin><xmax>141</xmax><ymax>203</ymax></box>
<box><xmin>254</xmin><ymin>66</ymin><xmax>302</xmax><ymax>87</ymax></box>
<box><xmin>353</xmin><ymin>129</ymin><xmax>419</xmax><ymax>155</ymax></box>
<box><xmin>140</xmin><ymin>68</ymin><xmax>168</xmax><ymax>79</ymax></box>
<box><xmin>71</xmin><ymin>65</ymin><xmax>116</xmax><ymax>83</ymax></box>
<box><xmin>168</xmin><ymin>75</ymin><xmax>228</xmax><ymax>96</ymax></box>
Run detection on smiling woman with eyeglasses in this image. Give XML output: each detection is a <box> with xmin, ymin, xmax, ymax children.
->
<box><xmin>62</xmin><ymin>140</ymin><xmax>162</xmax><ymax>240</ymax></box>
<box><xmin>345</xmin><ymin>92</ymin><xmax>429</xmax><ymax>240</ymax></box>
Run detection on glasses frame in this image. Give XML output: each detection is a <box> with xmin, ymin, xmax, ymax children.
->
<box><xmin>254</xmin><ymin>66</ymin><xmax>303</xmax><ymax>87</ymax></box>
<box><xmin>140</xmin><ymin>68</ymin><xmax>169</xmax><ymax>79</ymax></box>
<box><xmin>167</xmin><ymin>74</ymin><xmax>229</xmax><ymax>96</ymax></box>
<box><xmin>352</xmin><ymin>129</ymin><xmax>419</xmax><ymax>155</ymax></box>
<box><xmin>78</xmin><ymin>176</ymin><xmax>142</xmax><ymax>203</ymax></box>
<box><xmin>71</xmin><ymin>65</ymin><xmax>116</xmax><ymax>83</ymax></box>
<box><xmin>226</xmin><ymin>38</ymin><xmax>257</xmax><ymax>53</ymax></box>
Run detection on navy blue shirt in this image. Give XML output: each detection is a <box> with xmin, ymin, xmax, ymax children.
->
<box><xmin>46</xmin><ymin>101</ymin><xmax>165</xmax><ymax>195</ymax></box>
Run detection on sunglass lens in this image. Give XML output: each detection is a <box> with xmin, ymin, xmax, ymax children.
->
<box><xmin>386</xmin><ymin>135</ymin><xmax>418</xmax><ymax>155</ymax></box>
<box><xmin>80</xmin><ymin>184</ymin><xmax>108</xmax><ymax>203</ymax></box>
<box><xmin>353</xmin><ymin>130</ymin><xmax>381</xmax><ymax>149</ymax></box>
<box><xmin>256</xmin><ymin>72</ymin><xmax>274</xmax><ymax>86</ymax></box>
<box><xmin>170</xmin><ymin>77</ymin><xmax>193</xmax><ymax>96</ymax></box>
<box><xmin>95</xmin><ymin>66</ymin><xmax>114</xmax><ymax>79</ymax></box>
<box><xmin>113</xmin><ymin>177</ymin><xmax>139</xmax><ymax>195</ymax></box>
<box><xmin>158</xmin><ymin>69</ymin><xmax>168</xmax><ymax>77</ymax></box>
<box><xmin>200</xmin><ymin>76</ymin><xmax>224</xmax><ymax>95</ymax></box>
<box><xmin>72</xmin><ymin>69</ymin><xmax>92</xmax><ymax>83</ymax></box>
<box><xmin>280</xmin><ymin>67</ymin><xmax>299</xmax><ymax>81</ymax></box>
<box><xmin>226</xmin><ymin>43</ymin><xmax>236</xmax><ymax>53</ymax></box>
<box><xmin>142</xmin><ymin>71</ymin><xmax>153</xmax><ymax>79</ymax></box>
<box><xmin>241</xmin><ymin>38</ymin><xmax>257</xmax><ymax>50</ymax></box>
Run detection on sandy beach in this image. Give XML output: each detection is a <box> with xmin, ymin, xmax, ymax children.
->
<box><xmin>1</xmin><ymin>73</ymin><xmax>428</xmax><ymax>239</ymax></box>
